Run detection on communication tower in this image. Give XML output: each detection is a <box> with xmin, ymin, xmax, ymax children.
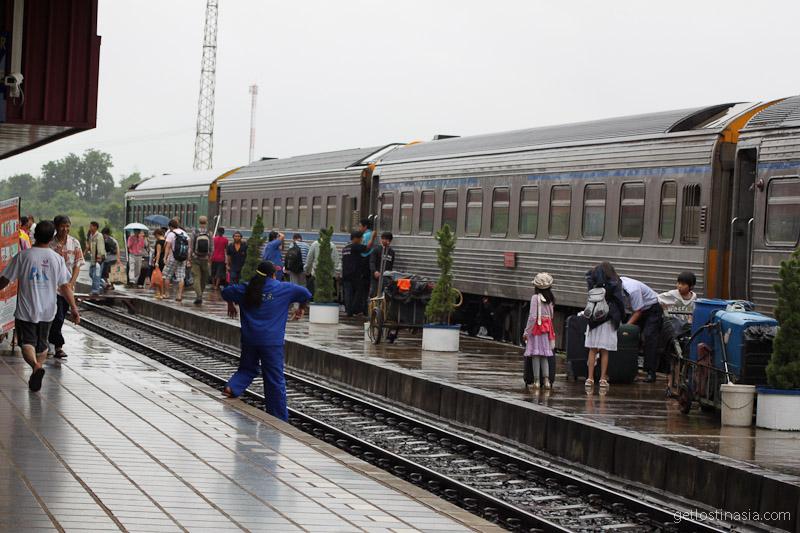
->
<box><xmin>193</xmin><ymin>0</ymin><xmax>219</xmax><ymax>170</ymax></box>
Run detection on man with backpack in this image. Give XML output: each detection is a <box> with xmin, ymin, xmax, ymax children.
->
<box><xmin>163</xmin><ymin>218</ymin><xmax>190</xmax><ymax>302</ymax></box>
<box><xmin>191</xmin><ymin>216</ymin><xmax>213</xmax><ymax>305</ymax></box>
<box><xmin>285</xmin><ymin>234</ymin><xmax>309</xmax><ymax>287</ymax></box>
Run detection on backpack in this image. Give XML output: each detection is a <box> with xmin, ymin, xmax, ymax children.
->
<box><xmin>105</xmin><ymin>237</ymin><xmax>117</xmax><ymax>255</ymax></box>
<box><xmin>583</xmin><ymin>287</ymin><xmax>610</xmax><ymax>323</ymax></box>
<box><xmin>171</xmin><ymin>231</ymin><xmax>189</xmax><ymax>261</ymax></box>
<box><xmin>285</xmin><ymin>244</ymin><xmax>303</xmax><ymax>274</ymax></box>
<box><xmin>194</xmin><ymin>230</ymin><xmax>210</xmax><ymax>257</ymax></box>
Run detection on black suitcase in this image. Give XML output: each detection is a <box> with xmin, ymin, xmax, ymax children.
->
<box><xmin>608</xmin><ymin>324</ymin><xmax>640</xmax><ymax>383</ymax></box>
<box><xmin>566</xmin><ymin>314</ymin><xmax>593</xmax><ymax>380</ymax></box>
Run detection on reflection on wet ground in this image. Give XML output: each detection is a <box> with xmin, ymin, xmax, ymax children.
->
<box><xmin>100</xmin><ymin>284</ymin><xmax>800</xmax><ymax>478</ymax></box>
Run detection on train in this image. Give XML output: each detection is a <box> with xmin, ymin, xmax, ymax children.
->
<box><xmin>125</xmin><ymin>95</ymin><xmax>800</xmax><ymax>344</ymax></box>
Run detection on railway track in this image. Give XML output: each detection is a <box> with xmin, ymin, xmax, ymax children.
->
<box><xmin>78</xmin><ymin>301</ymin><xmax>728</xmax><ymax>533</ymax></box>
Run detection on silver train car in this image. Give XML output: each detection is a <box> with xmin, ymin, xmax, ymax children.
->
<box><xmin>372</xmin><ymin>100</ymin><xmax>794</xmax><ymax>342</ymax></box>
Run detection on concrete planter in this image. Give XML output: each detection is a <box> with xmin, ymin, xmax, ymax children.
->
<box><xmin>309</xmin><ymin>302</ymin><xmax>339</xmax><ymax>325</ymax></box>
<box><xmin>422</xmin><ymin>324</ymin><xmax>460</xmax><ymax>352</ymax></box>
<box><xmin>756</xmin><ymin>387</ymin><xmax>800</xmax><ymax>430</ymax></box>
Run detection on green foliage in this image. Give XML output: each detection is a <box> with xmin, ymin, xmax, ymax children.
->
<box><xmin>313</xmin><ymin>226</ymin><xmax>336</xmax><ymax>304</ymax></box>
<box><xmin>767</xmin><ymin>247</ymin><xmax>800</xmax><ymax>389</ymax></box>
<box><xmin>241</xmin><ymin>215</ymin><xmax>265</xmax><ymax>283</ymax></box>
<box><xmin>77</xmin><ymin>226</ymin><xmax>87</xmax><ymax>252</ymax></box>
<box><xmin>425</xmin><ymin>224</ymin><xmax>457</xmax><ymax>324</ymax></box>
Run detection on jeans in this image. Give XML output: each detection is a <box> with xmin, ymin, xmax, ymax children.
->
<box><xmin>191</xmin><ymin>260</ymin><xmax>210</xmax><ymax>299</ymax></box>
<box><xmin>226</xmin><ymin>344</ymin><xmax>287</xmax><ymax>420</ymax></box>
<box><xmin>89</xmin><ymin>263</ymin><xmax>103</xmax><ymax>294</ymax></box>
<box><xmin>48</xmin><ymin>296</ymin><xmax>69</xmax><ymax>349</ymax></box>
<box><xmin>343</xmin><ymin>279</ymin><xmax>368</xmax><ymax>316</ymax></box>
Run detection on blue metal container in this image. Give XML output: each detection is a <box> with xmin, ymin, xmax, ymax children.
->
<box><xmin>689</xmin><ymin>298</ymin><xmax>730</xmax><ymax>360</ymax></box>
<box><xmin>713</xmin><ymin>311</ymin><xmax>777</xmax><ymax>384</ymax></box>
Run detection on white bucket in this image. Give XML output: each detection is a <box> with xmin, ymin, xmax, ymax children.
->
<box><xmin>364</xmin><ymin>321</ymin><xmax>370</xmax><ymax>341</ymax></box>
<box><xmin>720</xmin><ymin>383</ymin><xmax>756</xmax><ymax>427</ymax></box>
<box><xmin>309</xmin><ymin>303</ymin><xmax>339</xmax><ymax>324</ymax></box>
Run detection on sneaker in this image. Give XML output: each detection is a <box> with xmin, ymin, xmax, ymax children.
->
<box><xmin>54</xmin><ymin>349</ymin><xmax>67</xmax><ymax>359</ymax></box>
<box><xmin>533</xmin><ymin>381</ymin><xmax>540</xmax><ymax>389</ymax></box>
<box><xmin>193</xmin><ymin>298</ymin><xmax>203</xmax><ymax>305</ymax></box>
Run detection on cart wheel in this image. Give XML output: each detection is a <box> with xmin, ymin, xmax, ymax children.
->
<box><xmin>369</xmin><ymin>307</ymin><xmax>384</xmax><ymax>345</ymax></box>
<box><xmin>451</xmin><ymin>288</ymin><xmax>464</xmax><ymax>308</ymax></box>
<box><xmin>678</xmin><ymin>385</ymin><xmax>693</xmax><ymax>414</ymax></box>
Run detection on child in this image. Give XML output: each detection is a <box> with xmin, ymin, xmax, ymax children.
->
<box><xmin>658</xmin><ymin>271</ymin><xmax>698</xmax><ymax>323</ymax></box>
<box><xmin>523</xmin><ymin>272</ymin><xmax>556</xmax><ymax>390</ymax></box>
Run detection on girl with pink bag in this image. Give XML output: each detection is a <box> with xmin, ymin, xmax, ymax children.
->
<box><xmin>522</xmin><ymin>272</ymin><xmax>556</xmax><ymax>390</ymax></box>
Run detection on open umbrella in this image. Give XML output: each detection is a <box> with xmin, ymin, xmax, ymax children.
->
<box><xmin>124</xmin><ymin>222</ymin><xmax>149</xmax><ymax>231</ymax></box>
<box><xmin>143</xmin><ymin>214</ymin><xmax>170</xmax><ymax>227</ymax></box>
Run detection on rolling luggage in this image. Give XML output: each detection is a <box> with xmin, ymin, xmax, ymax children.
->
<box><xmin>608</xmin><ymin>324</ymin><xmax>640</xmax><ymax>383</ymax></box>
<box><xmin>566</xmin><ymin>314</ymin><xmax>594</xmax><ymax>380</ymax></box>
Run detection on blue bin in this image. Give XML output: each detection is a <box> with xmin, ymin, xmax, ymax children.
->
<box><xmin>689</xmin><ymin>299</ymin><xmax>730</xmax><ymax>360</ymax></box>
<box><xmin>713</xmin><ymin>311</ymin><xmax>777</xmax><ymax>384</ymax></box>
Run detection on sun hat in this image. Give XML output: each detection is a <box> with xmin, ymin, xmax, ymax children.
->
<box><xmin>532</xmin><ymin>272</ymin><xmax>553</xmax><ymax>290</ymax></box>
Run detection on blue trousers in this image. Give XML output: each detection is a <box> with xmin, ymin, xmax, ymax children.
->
<box><xmin>89</xmin><ymin>263</ymin><xmax>104</xmax><ymax>294</ymax></box>
<box><xmin>227</xmin><ymin>344</ymin><xmax>287</xmax><ymax>421</ymax></box>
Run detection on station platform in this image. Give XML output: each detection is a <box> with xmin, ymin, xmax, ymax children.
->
<box><xmin>0</xmin><ymin>324</ymin><xmax>497</xmax><ymax>532</ymax></box>
<box><xmin>97</xmin><ymin>284</ymin><xmax>800</xmax><ymax>530</ymax></box>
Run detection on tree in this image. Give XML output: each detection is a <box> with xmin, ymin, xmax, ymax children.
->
<box><xmin>766</xmin><ymin>247</ymin><xmax>800</xmax><ymax>389</ymax></box>
<box><xmin>112</xmin><ymin>172</ymin><xmax>144</xmax><ymax>204</ymax></box>
<box><xmin>2</xmin><ymin>173</ymin><xmax>39</xmax><ymax>202</ymax></box>
<box><xmin>41</xmin><ymin>153</ymin><xmax>82</xmax><ymax>194</ymax></box>
<box><xmin>103</xmin><ymin>202</ymin><xmax>124</xmax><ymax>228</ymax></box>
<box><xmin>425</xmin><ymin>224</ymin><xmax>457</xmax><ymax>324</ymax></box>
<box><xmin>313</xmin><ymin>226</ymin><xmax>336</xmax><ymax>303</ymax></box>
<box><xmin>241</xmin><ymin>215</ymin><xmax>265</xmax><ymax>282</ymax></box>
<box><xmin>79</xmin><ymin>149</ymin><xmax>114</xmax><ymax>202</ymax></box>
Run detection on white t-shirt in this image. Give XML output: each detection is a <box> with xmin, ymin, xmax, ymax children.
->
<box><xmin>658</xmin><ymin>289</ymin><xmax>697</xmax><ymax>321</ymax></box>
<box><xmin>1</xmin><ymin>247</ymin><xmax>70</xmax><ymax>323</ymax></box>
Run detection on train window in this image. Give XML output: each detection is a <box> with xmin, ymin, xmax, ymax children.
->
<box><xmin>491</xmin><ymin>187</ymin><xmax>510</xmax><ymax>236</ymax></box>
<box><xmin>241</xmin><ymin>199</ymin><xmax>250</xmax><ymax>228</ymax></box>
<box><xmin>680</xmin><ymin>184</ymin><xmax>701</xmax><ymax>245</ymax></box>
<box><xmin>619</xmin><ymin>182</ymin><xmax>645</xmax><ymax>241</ymax></box>
<box><xmin>465</xmin><ymin>189</ymin><xmax>483</xmax><ymax>236</ymax></box>
<box><xmin>326</xmin><ymin>196</ymin><xmax>337</xmax><ymax>230</ymax></box>
<box><xmin>220</xmin><ymin>201</ymin><xmax>228</xmax><ymax>225</ymax></box>
<box><xmin>273</xmin><ymin>198</ymin><xmax>282</xmax><ymax>228</ymax></box>
<box><xmin>192</xmin><ymin>204</ymin><xmax>198</xmax><ymax>227</ymax></box>
<box><xmin>298</xmin><ymin>197</ymin><xmax>309</xmax><ymax>230</ymax></box>
<box><xmin>380</xmin><ymin>193</ymin><xmax>394</xmax><ymax>232</ymax></box>
<box><xmin>399</xmin><ymin>192</ymin><xmax>413</xmax><ymax>234</ymax></box>
<box><xmin>548</xmin><ymin>185</ymin><xmax>571</xmax><ymax>239</ymax></box>
<box><xmin>659</xmin><ymin>181</ymin><xmax>677</xmax><ymax>242</ymax></box>
<box><xmin>765</xmin><ymin>178</ymin><xmax>800</xmax><ymax>245</ymax></box>
<box><xmin>285</xmin><ymin>198</ymin><xmax>296</xmax><ymax>229</ymax></box>
<box><xmin>519</xmin><ymin>186</ymin><xmax>539</xmax><ymax>237</ymax></box>
<box><xmin>340</xmin><ymin>195</ymin><xmax>351</xmax><ymax>232</ymax></box>
<box><xmin>250</xmin><ymin>200</ymin><xmax>258</xmax><ymax>228</ymax></box>
<box><xmin>419</xmin><ymin>191</ymin><xmax>435</xmax><ymax>234</ymax></box>
<box><xmin>582</xmin><ymin>184</ymin><xmax>606</xmax><ymax>240</ymax></box>
<box><xmin>230</xmin><ymin>201</ymin><xmax>238</xmax><ymax>227</ymax></box>
<box><xmin>441</xmin><ymin>189</ymin><xmax>458</xmax><ymax>231</ymax></box>
<box><xmin>260</xmin><ymin>198</ymin><xmax>270</xmax><ymax>226</ymax></box>
<box><xmin>311</xmin><ymin>196</ymin><xmax>322</xmax><ymax>229</ymax></box>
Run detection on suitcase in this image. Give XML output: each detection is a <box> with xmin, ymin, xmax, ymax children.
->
<box><xmin>566</xmin><ymin>314</ymin><xmax>594</xmax><ymax>380</ymax></box>
<box><xmin>608</xmin><ymin>324</ymin><xmax>640</xmax><ymax>383</ymax></box>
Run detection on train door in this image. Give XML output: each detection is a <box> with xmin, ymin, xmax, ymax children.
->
<box><xmin>729</xmin><ymin>148</ymin><xmax>757</xmax><ymax>299</ymax></box>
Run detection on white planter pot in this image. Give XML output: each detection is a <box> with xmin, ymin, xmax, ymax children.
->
<box><xmin>720</xmin><ymin>383</ymin><xmax>755</xmax><ymax>427</ymax></box>
<box><xmin>309</xmin><ymin>303</ymin><xmax>339</xmax><ymax>325</ymax></box>
<box><xmin>422</xmin><ymin>324</ymin><xmax>460</xmax><ymax>352</ymax></box>
<box><xmin>756</xmin><ymin>388</ymin><xmax>800</xmax><ymax>431</ymax></box>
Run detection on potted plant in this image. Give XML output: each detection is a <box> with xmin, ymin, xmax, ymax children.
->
<box><xmin>241</xmin><ymin>215</ymin><xmax>265</xmax><ymax>282</ymax></box>
<box><xmin>422</xmin><ymin>224</ymin><xmax>460</xmax><ymax>352</ymax></box>
<box><xmin>757</xmin><ymin>247</ymin><xmax>800</xmax><ymax>430</ymax></box>
<box><xmin>309</xmin><ymin>226</ymin><xmax>339</xmax><ymax>324</ymax></box>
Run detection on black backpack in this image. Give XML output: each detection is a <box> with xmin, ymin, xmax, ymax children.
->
<box><xmin>171</xmin><ymin>231</ymin><xmax>189</xmax><ymax>261</ymax></box>
<box><xmin>194</xmin><ymin>230</ymin><xmax>210</xmax><ymax>257</ymax></box>
<box><xmin>104</xmin><ymin>237</ymin><xmax>117</xmax><ymax>255</ymax></box>
<box><xmin>285</xmin><ymin>244</ymin><xmax>303</xmax><ymax>274</ymax></box>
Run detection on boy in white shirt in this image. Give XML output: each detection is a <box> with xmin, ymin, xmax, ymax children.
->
<box><xmin>658</xmin><ymin>271</ymin><xmax>698</xmax><ymax>323</ymax></box>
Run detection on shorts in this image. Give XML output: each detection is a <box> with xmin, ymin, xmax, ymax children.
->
<box><xmin>15</xmin><ymin>319</ymin><xmax>52</xmax><ymax>353</ymax></box>
<box><xmin>163</xmin><ymin>258</ymin><xmax>186</xmax><ymax>282</ymax></box>
<box><xmin>211</xmin><ymin>261</ymin><xmax>226</xmax><ymax>280</ymax></box>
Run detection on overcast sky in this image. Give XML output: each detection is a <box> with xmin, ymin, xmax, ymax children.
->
<box><xmin>3</xmin><ymin>0</ymin><xmax>800</xmax><ymax>181</ymax></box>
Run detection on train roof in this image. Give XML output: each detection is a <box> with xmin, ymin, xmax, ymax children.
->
<box><xmin>131</xmin><ymin>169</ymin><xmax>230</xmax><ymax>192</ymax></box>
<box><xmin>224</xmin><ymin>145</ymin><xmax>401</xmax><ymax>182</ymax></box>
<box><xmin>743</xmin><ymin>95</ymin><xmax>800</xmax><ymax>131</ymax></box>
<box><xmin>377</xmin><ymin>103</ymin><xmax>745</xmax><ymax>165</ymax></box>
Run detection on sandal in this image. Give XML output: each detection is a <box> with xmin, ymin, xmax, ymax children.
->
<box><xmin>599</xmin><ymin>379</ymin><xmax>609</xmax><ymax>388</ymax></box>
<box><xmin>584</xmin><ymin>379</ymin><xmax>594</xmax><ymax>388</ymax></box>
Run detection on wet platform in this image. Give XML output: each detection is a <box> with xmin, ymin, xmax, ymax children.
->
<box><xmin>0</xmin><ymin>324</ymin><xmax>497</xmax><ymax>532</ymax></box>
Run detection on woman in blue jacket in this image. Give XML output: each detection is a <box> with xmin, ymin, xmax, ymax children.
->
<box><xmin>222</xmin><ymin>261</ymin><xmax>311</xmax><ymax>420</ymax></box>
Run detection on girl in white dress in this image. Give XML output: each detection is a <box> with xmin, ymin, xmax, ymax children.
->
<box><xmin>584</xmin><ymin>261</ymin><xmax>626</xmax><ymax>390</ymax></box>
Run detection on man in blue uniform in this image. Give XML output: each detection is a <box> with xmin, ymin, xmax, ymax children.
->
<box><xmin>261</xmin><ymin>230</ymin><xmax>285</xmax><ymax>280</ymax></box>
<box><xmin>222</xmin><ymin>261</ymin><xmax>311</xmax><ymax>420</ymax></box>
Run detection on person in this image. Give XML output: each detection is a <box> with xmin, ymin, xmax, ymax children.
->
<box><xmin>18</xmin><ymin>216</ymin><xmax>32</xmax><ymax>250</ymax></box>
<box><xmin>0</xmin><ymin>221</ymin><xmax>80</xmax><ymax>391</ymax></box>
<box><xmin>304</xmin><ymin>229</ymin><xmax>341</xmax><ymax>297</ymax></box>
<box><xmin>285</xmin><ymin>233</ymin><xmax>310</xmax><ymax>287</ymax></box>
<box><xmin>226</xmin><ymin>231</ymin><xmax>248</xmax><ymax>284</ymax></box>
<box><xmin>190</xmin><ymin>215</ymin><xmax>213</xmax><ymax>305</ymax></box>
<box><xmin>369</xmin><ymin>231</ymin><xmax>395</xmax><ymax>297</ymax></box>
<box><xmin>358</xmin><ymin>217</ymin><xmax>378</xmax><ymax>259</ymax></box>
<box><xmin>100</xmin><ymin>227</ymin><xmax>120</xmax><ymax>290</ymax></box>
<box><xmin>621</xmin><ymin>275</ymin><xmax>662</xmax><ymax>383</ymax></box>
<box><xmin>48</xmin><ymin>215</ymin><xmax>84</xmax><ymax>359</ymax></box>
<box><xmin>127</xmin><ymin>229</ymin><xmax>147</xmax><ymax>286</ymax></box>
<box><xmin>221</xmin><ymin>261</ymin><xmax>311</xmax><ymax>420</ymax></box>
<box><xmin>86</xmin><ymin>221</ymin><xmax>106</xmax><ymax>296</ymax></box>
<box><xmin>211</xmin><ymin>227</ymin><xmax>228</xmax><ymax>290</ymax></box>
<box><xmin>341</xmin><ymin>231</ymin><xmax>371</xmax><ymax>316</ymax></box>
<box><xmin>523</xmin><ymin>273</ymin><xmax>556</xmax><ymax>390</ymax></box>
<box><xmin>163</xmin><ymin>218</ymin><xmax>190</xmax><ymax>302</ymax></box>
<box><xmin>658</xmin><ymin>271</ymin><xmax>698</xmax><ymax>322</ymax></box>
<box><xmin>261</xmin><ymin>230</ymin><xmax>285</xmax><ymax>280</ymax></box>
<box><xmin>584</xmin><ymin>261</ymin><xmax>626</xmax><ymax>390</ymax></box>
<box><xmin>135</xmin><ymin>232</ymin><xmax>153</xmax><ymax>288</ymax></box>
<box><xmin>151</xmin><ymin>228</ymin><xmax>167</xmax><ymax>299</ymax></box>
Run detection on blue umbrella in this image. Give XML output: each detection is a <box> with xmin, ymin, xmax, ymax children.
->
<box><xmin>144</xmin><ymin>214</ymin><xmax>169</xmax><ymax>227</ymax></box>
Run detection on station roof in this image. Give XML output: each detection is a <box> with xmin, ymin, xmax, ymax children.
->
<box><xmin>132</xmin><ymin>169</ymin><xmax>229</xmax><ymax>192</ymax></box>
<box><xmin>225</xmin><ymin>145</ymin><xmax>400</xmax><ymax>182</ymax></box>
<box><xmin>743</xmin><ymin>95</ymin><xmax>800</xmax><ymax>131</ymax></box>
<box><xmin>378</xmin><ymin>104</ymin><xmax>739</xmax><ymax>165</ymax></box>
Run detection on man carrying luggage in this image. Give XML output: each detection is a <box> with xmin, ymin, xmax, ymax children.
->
<box><xmin>621</xmin><ymin>276</ymin><xmax>662</xmax><ymax>383</ymax></box>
